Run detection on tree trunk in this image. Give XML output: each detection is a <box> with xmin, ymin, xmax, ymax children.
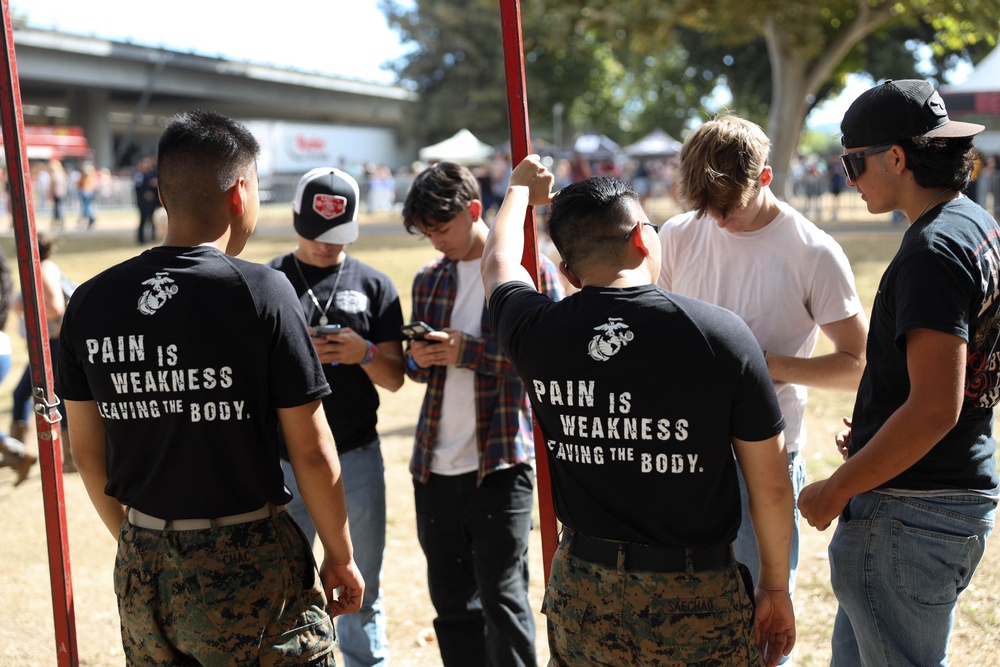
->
<box><xmin>762</xmin><ymin>6</ymin><xmax>893</xmax><ymax>200</ymax></box>
<box><xmin>765</xmin><ymin>49</ymin><xmax>811</xmax><ymax>202</ymax></box>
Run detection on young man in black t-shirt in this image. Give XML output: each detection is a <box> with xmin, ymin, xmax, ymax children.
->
<box><xmin>56</xmin><ymin>110</ymin><xmax>362</xmax><ymax>665</ymax></box>
<box><xmin>269</xmin><ymin>167</ymin><xmax>404</xmax><ymax>667</ymax></box>
<box><xmin>482</xmin><ymin>156</ymin><xmax>796</xmax><ymax>666</ymax></box>
<box><xmin>799</xmin><ymin>79</ymin><xmax>1000</xmax><ymax>666</ymax></box>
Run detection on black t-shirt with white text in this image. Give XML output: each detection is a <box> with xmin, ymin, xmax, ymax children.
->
<box><xmin>56</xmin><ymin>246</ymin><xmax>330</xmax><ymax>519</ymax></box>
<box><xmin>490</xmin><ymin>281</ymin><xmax>784</xmax><ymax>548</ymax></box>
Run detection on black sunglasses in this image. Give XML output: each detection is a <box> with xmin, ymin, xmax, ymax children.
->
<box><xmin>840</xmin><ymin>143</ymin><xmax>896</xmax><ymax>181</ymax></box>
<box><xmin>625</xmin><ymin>221</ymin><xmax>659</xmax><ymax>240</ymax></box>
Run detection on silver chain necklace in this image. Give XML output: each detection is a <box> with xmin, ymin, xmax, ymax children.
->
<box><xmin>914</xmin><ymin>188</ymin><xmax>952</xmax><ymax>222</ymax></box>
<box><xmin>292</xmin><ymin>253</ymin><xmax>344</xmax><ymax>326</ymax></box>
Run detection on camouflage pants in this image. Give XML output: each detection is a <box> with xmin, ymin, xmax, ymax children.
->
<box><xmin>114</xmin><ymin>511</ymin><xmax>336</xmax><ymax>666</ymax></box>
<box><xmin>542</xmin><ymin>535</ymin><xmax>762</xmax><ymax>666</ymax></box>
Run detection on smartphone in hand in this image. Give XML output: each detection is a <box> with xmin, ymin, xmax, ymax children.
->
<box><xmin>401</xmin><ymin>321</ymin><xmax>437</xmax><ymax>341</ymax></box>
<box><xmin>313</xmin><ymin>324</ymin><xmax>343</xmax><ymax>337</ymax></box>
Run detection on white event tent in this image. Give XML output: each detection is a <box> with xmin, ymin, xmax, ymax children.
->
<box><xmin>941</xmin><ymin>44</ymin><xmax>1000</xmax><ymax>154</ymax></box>
<box><xmin>418</xmin><ymin>129</ymin><xmax>495</xmax><ymax>166</ymax></box>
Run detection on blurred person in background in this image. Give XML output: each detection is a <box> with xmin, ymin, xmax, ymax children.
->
<box><xmin>827</xmin><ymin>153</ymin><xmax>847</xmax><ymax>223</ymax></box>
<box><xmin>134</xmin><ymin>156</ymin><xmax>160</xmax><ymax>244</ymax></box>
<box><xmin>9</xmin><ymin>233</ymin><xmax>74</xmax><ymax>475</ymax></box>
<box><xmin>0</xmin><ymin>244</ymin><xmax>33</xmax><ymax>486</ymax></box>
<box><xmin>48</xmin><ymin>159</ymin><xmax>68</xmax><ymax>230</ymax></box>
<box><xmin>77</xmin><ymin>162</ymin><xmax>98</xmax><ymax>230</ymax></box>
<box><xmin>0</xmin><ymin>165</ymin><xmax>7</xmax><ymax>218</ymax></box>
<box><xmin>34</xmin><ymin>164</ymin><xmax>50</xmax><ymax>214</ymax></box>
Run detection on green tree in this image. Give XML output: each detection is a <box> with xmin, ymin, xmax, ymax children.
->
<box><xmin>380</xmin><ymin>0</ymin><xmax>629</xmax><ymax>150</ymax></box>
<box><xmin>382</xmin><ymin>0</ymin><xmax>714</xmax><ymax>151</ymax></box>
<box><xmin>533</xmin><ymin>0</ymin><xmax>1000</xmax><ymax>195</ymax></box>
<box><xmin>380</xmin><ymin>0</ymin><xmax>509</xmax><ymax>146</ymax></box>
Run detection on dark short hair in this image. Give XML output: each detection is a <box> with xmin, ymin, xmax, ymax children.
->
<box><xmin>547</xmin><ymin>177</ymin><xmax>640</xmax><ymax>271</ymax></box>
<box><xmin>157</xmin><ymin>109</ymin><xmax>260</xmax><ymax>217</ymax></box>
<box><xmin>898</xmin><ymin>136</ymin><xmax>978</xmax><ymax>191</ymax></box>
<box><xmin>37</xmin><ymin>233</ymin><xmax>59</xmax><ymax>262</ymax></box>
<box><xmin>402</xmin><ymin>162</ymin><xmax>481</xmax><ymax>234</ymax></box>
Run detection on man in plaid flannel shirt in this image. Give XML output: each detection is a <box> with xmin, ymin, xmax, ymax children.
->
<box><xmin>402</xmin><ymin>161</ymin><xmax>563</xmax><ymax>667</ymax></box>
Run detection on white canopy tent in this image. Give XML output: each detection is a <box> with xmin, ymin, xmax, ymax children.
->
<box><xmin>941</xmin><ymin>45</ymin><xmax>1000</xmax><ymax>94</ymax></box>
<box><xmin>941</xmin><ymin>43</ymin><xmax>1000</xmax><ymax>154</ymax></box>
<box><xmin>573</xmin><ymin>133</ymin><xmax>622</xmax><ymax>160</ymax></box>
<box><xmin>623</xmin><ymin>128</ymin><xmax>683</xmax><ymax>159</ymax></box>
<box><xmin>418</xmin><ymin>129</ymin><xmax>495</xmax><ymax>165</ymax></box>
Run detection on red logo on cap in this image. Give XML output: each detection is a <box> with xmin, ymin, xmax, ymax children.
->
<box><xmin>312</xmin><ymin>194</ymin><xmax>347</xmax><ymax>220</ymax></box>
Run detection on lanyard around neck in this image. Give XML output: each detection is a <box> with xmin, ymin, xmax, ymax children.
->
<box><xmin>292</xmin><ymin>254</ymin><xmax>344</xmax><ymax>326</ymax></box>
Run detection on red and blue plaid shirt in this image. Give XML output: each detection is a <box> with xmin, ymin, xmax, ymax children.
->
<box><xmin>406</xmin><ymin>254</ymin><xmax>564</xmax><ymax>484</ymax></box>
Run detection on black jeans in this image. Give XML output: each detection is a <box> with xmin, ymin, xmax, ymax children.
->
<box><xmin>137</xmin><ymin>202</ymin><xmax>158</xmax><ymax>244</ymax></box>
<box><xmin>414</xmin><ymin>463</ymin><xmax>537</xmax><ymax>667</ymax></box>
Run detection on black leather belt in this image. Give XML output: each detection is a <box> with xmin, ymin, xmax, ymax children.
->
<box><xmin>569</xmin><ymin>532</ymin><xmax>732</xmax><ymax>573</ymax></box>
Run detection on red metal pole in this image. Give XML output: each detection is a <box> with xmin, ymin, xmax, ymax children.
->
<box><xmin>0</xmin><ymin>2</ymin><xmax>79</xmax><ymax>664</ymax></box>
<box><xmin>498</xmin><ymin>0</ymin><xmax>558</xmax><ymax>585</ymax></box>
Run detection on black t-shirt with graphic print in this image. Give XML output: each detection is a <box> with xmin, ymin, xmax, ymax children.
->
<box><xmin>490</xmin><ymin>281</ymin><xmax>785</xmax><ymax>548</ymax></box>
<box><xmin>268</xmin><ymin>252</ymin><xmax>404</xmax><ymax>455</ymax></box>
<box><xmin>56</xmin><ymin>246</ymin><xmax>330</xmax><ymax>519</ymax></box>
<box><xmin>851</xmin><ymin>197</ymin><xmax>1000</xmax><ymax>494</ymax></box>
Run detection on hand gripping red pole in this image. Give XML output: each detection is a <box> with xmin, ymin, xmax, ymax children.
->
<box><xmin>498</xmin><ymin>0</ymin><xmax>558</xmax><ymax>584</ymax></box>
<box><xmin>0</xmin><ymin>2</ymin><xmax>79</xmax><ymax>664</ymax></box>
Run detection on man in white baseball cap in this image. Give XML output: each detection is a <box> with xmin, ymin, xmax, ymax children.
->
<box><xmin>270</xmin><ymin>167</ymin><xmax>405</xmax><ymax>667</ymax></box>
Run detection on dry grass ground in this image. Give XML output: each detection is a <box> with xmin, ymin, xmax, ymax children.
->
<box><xmin>0</xmin><ymin>203</ymin><xmax>997</xmax><ymax>665</ymax></box>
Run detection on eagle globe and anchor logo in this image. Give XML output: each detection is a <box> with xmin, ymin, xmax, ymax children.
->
<box><xmin>588</xmin><ymin>317</ymin><xmax>634</xmax><ymax>361</ymax></box>
<box><xmin>138</xmin><ymin>271</ymin><xmax>179</xmax><ymax>315</ymax></box>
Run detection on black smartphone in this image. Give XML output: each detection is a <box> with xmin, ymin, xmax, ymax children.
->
<box><xmin>312</xmin><ymin>324</ymin><xmax>343</xmax><ymax>337</ymax></box>
<box><xmin>401</xmin><ymin>321</ymin><xmax>437</xmax><ymax>341</ymax></box>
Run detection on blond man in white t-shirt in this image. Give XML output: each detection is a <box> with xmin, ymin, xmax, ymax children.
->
<box><xmin>657</xmin><ymin>117</ymin><xmax>869</xmax><ymax>655</ymax></box>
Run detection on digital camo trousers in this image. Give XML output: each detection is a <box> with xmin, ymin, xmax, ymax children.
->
<box><xmin>542</xmin><ymin>538</ymin><xmax>762</xmax><ymax>666</ymax></box>
<box><xmin>114</xmin><ymin>511</ymin><xmax>336</xmax><ymax>666</ymax></box>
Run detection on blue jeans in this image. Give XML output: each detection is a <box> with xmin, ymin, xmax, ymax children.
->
<box><xmin>281</xmin><ymin>440</ymin><xmax>389</xmax><ymax>667</ymax></box>
<box><xmin>0</xmin><ymin>349</ymin><xmax>17</xmax><ymax>456</ymax></box>
<box><xmin>414</xmin><ymin>464</ymin><xmax>537</xmax><ymax>667</ymax></box>
<box><xmin>829</xmin><ymin>491</ymin><xmax>996</xmax><ymax>666</ymax></box>
<box><xmin>79</xmin><ymin>191</ymin><xmax>96</xmax><ymax>226</ymax></box>
<box><xmin>734</xmin><ymin>449</ymin><xmax>805</xmax><ymax>594</ymax></box>
<box><xmin>0</xmin><ymin>350</ymin><xmax>11</xmax><ymax>384</ymax></box>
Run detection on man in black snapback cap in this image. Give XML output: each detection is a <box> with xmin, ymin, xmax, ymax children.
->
<box><xmin>800</xmin><ymin>79</ymin><xmax>999</xmax><ymax>665</ymax></box>
<box><xmin>838</xmin><ymin>78</ymin><xmax>985</xmax><ymax>155</ymax></box>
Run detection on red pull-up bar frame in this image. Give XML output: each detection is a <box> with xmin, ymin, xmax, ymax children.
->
<box><xmin>0</xmin><ymin>2</ymin><xmax>79</xmax><ymax>664</ymax></box>
<box><xmin>498</xmin><ymin>0</ymin><xmax>559</xmax><ymax>584</ymax></box>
